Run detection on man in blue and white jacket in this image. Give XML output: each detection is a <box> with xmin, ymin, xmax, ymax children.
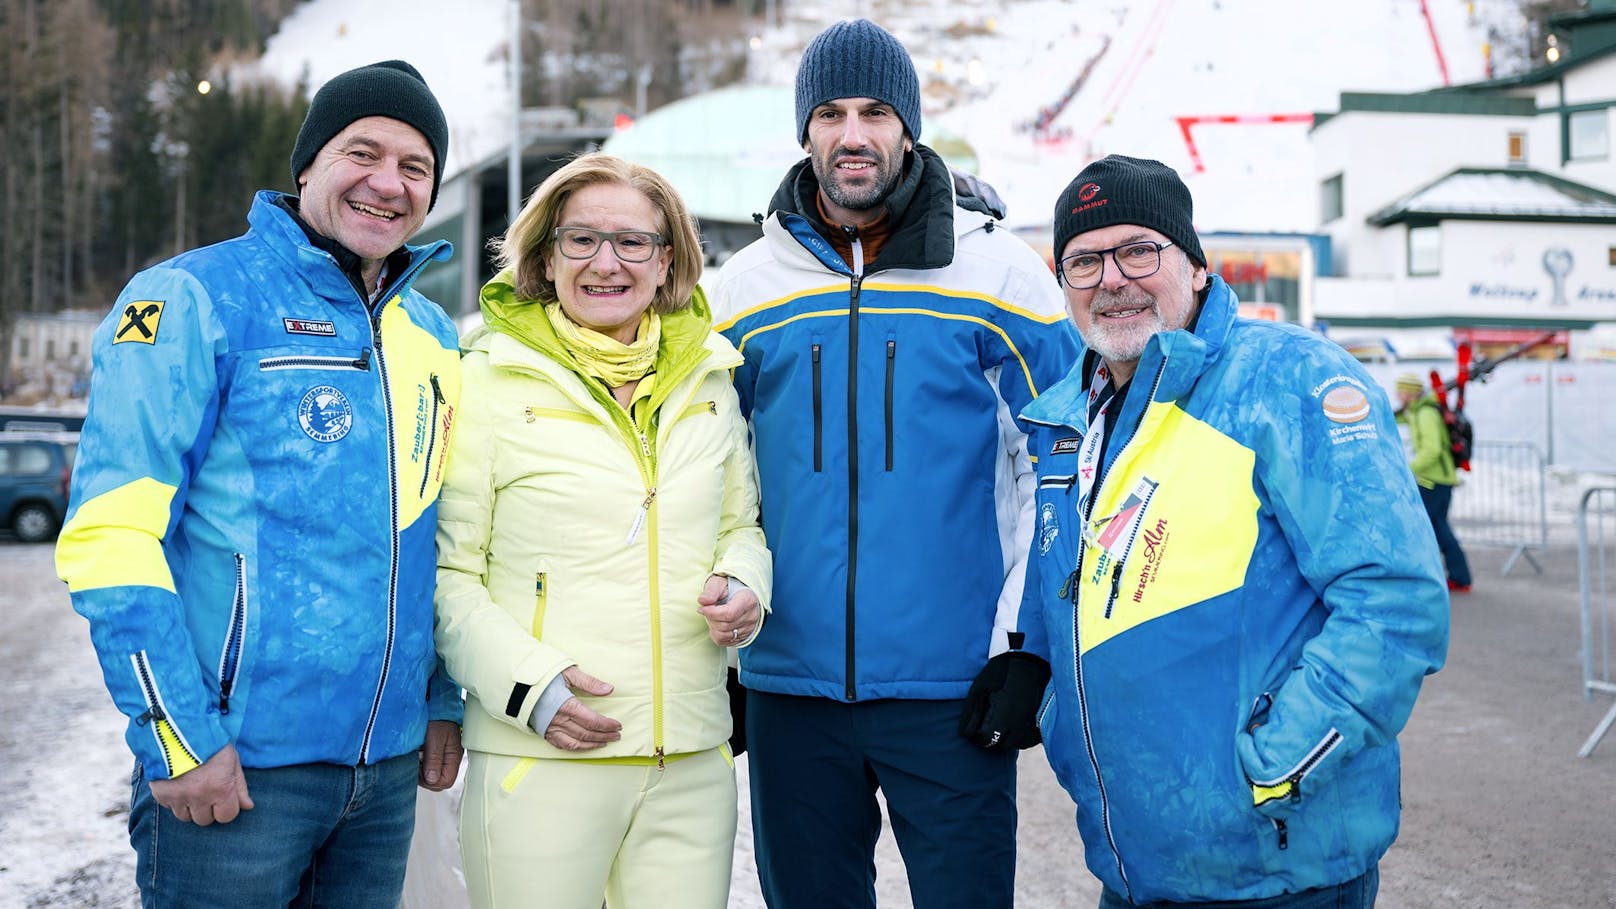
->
<box><xmin>1021</xmin><ymin>155</ymin><xmax>1448</xmax><ymax>908</ymax></box>
<box><xmin>56</xmin><ymin>60</ymin><xmax>464</xmax><ymax>909</ymax></box>
<box><xmin>712</xmin><ymin>19</ymin><xmax>1078</xmax><ymax>909</ymax></box>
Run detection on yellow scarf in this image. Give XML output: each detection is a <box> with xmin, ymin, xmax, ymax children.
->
<box><xmin>544</xmin><ymin>302</ymin><xmax>661</xmax><ymax>387</ymax></box>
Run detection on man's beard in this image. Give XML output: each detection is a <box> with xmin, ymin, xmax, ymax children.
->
<box><xmin>813</xmin><ymin>145</ymin><xmax>904</xmax><ymax>213</ymax></box>
<box><xmin>1081</xmin><ymin>288</ymin><xmax>1169</xmax><ymax>367</ymax></box>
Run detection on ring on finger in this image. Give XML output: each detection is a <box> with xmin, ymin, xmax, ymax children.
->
<box><xmin>729</xmin><ymin>627</ymin><xmax>740</xmax><ymax>644</ymax></box>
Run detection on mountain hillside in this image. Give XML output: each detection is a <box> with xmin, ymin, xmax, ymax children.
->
<box><xmin>251</xmin><ymin>0</ymin><xmax>1524</xmax><ymax>232</ymax></box>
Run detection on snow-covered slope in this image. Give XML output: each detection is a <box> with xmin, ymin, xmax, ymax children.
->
<box><xmin>247</xmin><ymin>0</ymin><xmax>1505</xmax><ymax>232</ymax></box>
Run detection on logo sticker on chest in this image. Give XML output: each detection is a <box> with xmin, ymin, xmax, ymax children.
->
<box><xmin>298</xmin><ymin>385</ymin><xmax>353</xmax><ymax>443</ymax></box>
<box><xmin>1052</xmin><ymin>436</ymin><xmax>1081</xmax><ymax>455</ymax></box>
<box><xmin>284</xmin><ymin>318</ymin><xmax>337</xmax><ymax>336</ymax></box>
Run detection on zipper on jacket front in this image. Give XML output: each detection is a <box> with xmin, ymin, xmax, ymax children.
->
<box><xmin>811</xmin><ymin>343</ymin><xmax>823</xmax><ymax>472</ymax></box>
<box><xmin>844</xmin><ymin>226</ymin><xmax>863</xmax><ymax>702</ymax></box>
<box><xmin>419</xmin><ymin>373</ymin><xmax>445</xmax><ymax>498</ymax></box>
<box><xmin>1067</xmin><ymin>356</ymin><xmax>1172</xmax><ymax>901</ymax></box>
<box><xmin>357</xmin><ymin>301</ymin><xmax>400</xmax><ymax>765</ymax></box>
<box><xmin>130</xmin><ymin>651</ymin><xmax>202</xmax><ymax>779</ymax></box>
<box><xmin>884</xmin><ymin>339</ymin><xmax>896</xmax><ymax>471</ymax></box>
<box><xmin>217</xmin><ymin>553</ymin><xmax>248</xmax><ymax>715</ymax></box>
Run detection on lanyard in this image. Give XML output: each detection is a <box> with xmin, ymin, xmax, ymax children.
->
<box><xmin>1074</xmin><ymin>362</ymin><xmax>1116</xmax><ymax>522</ymax></box>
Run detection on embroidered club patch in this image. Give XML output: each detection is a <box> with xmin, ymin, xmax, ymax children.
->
<box><xmin>298</xmin><ymin>385</ymin><xmax>353</xmax><ymax>443</ymax></box>
<box><xmin>1052</xmin><ymin>437</ymin><xmax>1081</xmax><ymax>455</ymax></box>
<box><xmin>114</xmin><ymin>301</ymin><xmax>165</xmax><ymax>345</ymax></box>
<box><xmin>1321</xmin><ymin>385</ymin><xmax>1370</xmax><ymax>423</ymax></box>
<box><xmin>284</xmin><ymin>318</ymin><xmax>337</xmax><ymax>336</ymax></box>
<box><xmin>1039</xmin><ymin>502</ymin><xmax>1059</xmax><ymax>554</ymax></box>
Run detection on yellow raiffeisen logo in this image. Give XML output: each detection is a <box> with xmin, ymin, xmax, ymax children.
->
<box><xmin>1079</xmin><ymin>404</ymin><xmax>1258</xmax><ymax>653</ymax></box>
<box><xmin>114</xmin><ymin>300</ymin><xmax>165</xmax><ymax>344</ymax></box>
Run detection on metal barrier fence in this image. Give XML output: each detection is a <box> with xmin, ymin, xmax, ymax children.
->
<box><xmin>1449</xmin><ymin>440</ymin><xmax>1547</xmax><ymax>576</ymax></box>
<box><xmin>1578</xmin><ymin>486</ymin><xmax>1616</xmax><ymax>758</ymax></box>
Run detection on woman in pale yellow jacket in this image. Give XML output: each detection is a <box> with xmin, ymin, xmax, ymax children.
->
<box><xmin>433</xmin><ymin>153</ymin><xmax>771</xmax><ymax>909</ymax></box>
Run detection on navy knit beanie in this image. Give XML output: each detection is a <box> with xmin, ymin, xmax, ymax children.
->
<box><xmin>795</xmin><ymin>19</ymin><xmax>922</xmax><ymax>145</ymax></box>
<box><xmin>290</xmin><ymin>60</ymin><xmax>449</xmax><ymax>211</ymax></box>
<box><xmin>1052</xmin><ymin>155</ymin><xmax>1205</xmax><ymax>267</ymax></box>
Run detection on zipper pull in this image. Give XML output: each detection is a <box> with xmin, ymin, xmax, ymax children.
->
<box><xmin>353</xmin><ymin>347</ymin><xmax>372</xmax><ymax>371</ymax></box>
<box><xmin>430</xmin><ymin>373</ymin><xmax>445</xmax><ymax>402</ymax></box>
<box><xmin>135</xmin><ymin>705</ymin><xmax>166</xmax><ymax>727</ymax></box>
<box><xmin>219</xmin><ymin>691</ymin><xmax>231</xmax><ymax>715</ymax></box>
<box><xmin>639</xmin><ymin>432</ymin><xmax>651</xmax><ymax>458</ymax></box>
<box><xmin>1057</xmin><ymin>570</ymin><xmax>1078</xmax><ymax>601</ymax></box>
<box><xmin>524</xmin><ymin>406</ymin><xmax>536</xmax><ymax>423</ymax></box>
<box><xmin>625</xmin><ymin>487</ymin><xmax>657</xmax><ymax>544</ymax></box>
<box><xmin>1109</xmin><ymin>562</ymin><xmax>1124</xmax><ymax>602</ymax></box>
<box><xmin>655</xmin><ymin>747</ymin><xmax>666</xmax><ymax>771</ymax></box>
<box><xmin>1273</xmin><ymin>818</ymin><xmax>1289</xmax><ymax>850</ymax></box>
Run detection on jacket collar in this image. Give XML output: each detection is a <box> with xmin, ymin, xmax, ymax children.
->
<box><xmin>473</xmin><ymin>270</ymin><xmax>735</xmax><ymax>398</ymax></box>
<box><xmin>1022</xmin><ymin>276</ymin><xmax>1238</xmax><ymax>429</ymax></box>
<box><xmin>766</xmin><ymin>144</ymin><xmax>956</xmax><ymax>273</ymax></box>
<box><xmin>248</xmin><ymin>191</ymin><xmax>450</xmax><ymax>307</ymax></box>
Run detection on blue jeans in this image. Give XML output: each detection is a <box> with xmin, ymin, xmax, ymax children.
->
<box><xmin>1418</xmin><ymin>483</ymin><xmax>1472</xmax><ymax>586</ymax></box>
<box><xmin>1098</xmin><ymin>866</ymin><xmax>1379</xmax><ymax>909</ymax></box>
<box><xmin>746</xmin><ymin>692</ymin><xmax>1018</xmax><ymax>909</ymax></box>
<box><xmin>129</xmin><ymin>752</ymin><xmax>418</xmax><ymax>909</ymax></box>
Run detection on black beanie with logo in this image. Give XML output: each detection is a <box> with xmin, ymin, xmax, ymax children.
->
<box><xmin>1052</xmin><ymin>155</ymin><xmax>1205</xmax><ymax>267</ymax></box>
<box><xmin>289</xmin><ymin>60</ymin><xmax>449</xmax><ymax>211</ymax></box>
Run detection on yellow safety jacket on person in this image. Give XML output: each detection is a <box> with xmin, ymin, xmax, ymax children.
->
<box><xmin>434</xmin><ymin>271</ymin><xmax>772</xmax><ymax>763</ymax></box>
<box><xmin>1397</xmin><ymin>393</ymin><xmax>1457</xmax><ymax>489</ymax></box>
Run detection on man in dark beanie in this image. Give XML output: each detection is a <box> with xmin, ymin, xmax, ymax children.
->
<box><xmin>711</xmin><ymin>17</ymin><xmax>1078</xmax><ymax>909</ymax></box>
<box><xmin>58</xmin><ymin>58</ymin><xmax>464</xmax><ymax>908</ymax></box>
<box><xmin>1017</xmin><ymin>154</ymin><xmax>1449</xmax><ymax>908</ymax></box>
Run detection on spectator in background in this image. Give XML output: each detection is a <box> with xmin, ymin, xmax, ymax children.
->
<box><xmin>1397</xmin><ymin>372</ymin><xmax>1473</xmax><ymax>592</ymax></box>
<box><xmin>56</xmin><ymin>60</ymin><xmax>464</xmax><ymax>908</ymax></box>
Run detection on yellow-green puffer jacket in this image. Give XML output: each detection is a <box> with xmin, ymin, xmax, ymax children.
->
<box><xmin>434</xmin><ymin>271</ymin><xmax>772</xmax><ymax>762</ymax></box>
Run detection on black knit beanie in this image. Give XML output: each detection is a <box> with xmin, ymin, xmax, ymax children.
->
<box><xmin>1052</xmin><ymin>155</ymin><xmax>1205</xmax><ymax>267</ymax></box>
<box><xmin>795</xmin><ymin>19</ymin><xmax>922</xmax><ymax>145</ymax></box>
<box><xmin>289</xmin><ymin>60</ymin><xmax>449</xmax><ymax>211</ymax></box>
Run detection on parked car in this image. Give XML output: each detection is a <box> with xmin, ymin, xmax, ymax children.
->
<box><xmin>0</xmin><ymin>435</ymin><xmax>75</xmax><ymax>542</ymax></box>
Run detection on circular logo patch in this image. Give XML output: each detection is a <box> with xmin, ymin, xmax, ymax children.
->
<box><xmin>298</xmin><ymin>385</ymin><xmax>353</xmax><ymax>442</ymax></box>
<box><xmin>1321</xmin><ymin>385</ymin><xmax>1370</xmax><ymax>424</ymax></box>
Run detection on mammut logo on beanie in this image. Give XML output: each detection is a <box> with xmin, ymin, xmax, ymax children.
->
<box><xmin>1052</xmin><ymin>156</ymin><xmax>1205</xmax><ymax>268</ymax></box>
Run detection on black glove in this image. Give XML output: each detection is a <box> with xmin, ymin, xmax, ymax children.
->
<box><xmin>958</xmin><ymin>650</ymin><xmax>1052</xmax><ymax>752</ymax></box>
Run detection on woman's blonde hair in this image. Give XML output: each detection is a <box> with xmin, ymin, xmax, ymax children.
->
<box><xmin>494</xmin><ymin>152</ymin><xmax>703</xmax><ymax>314</ymax></box>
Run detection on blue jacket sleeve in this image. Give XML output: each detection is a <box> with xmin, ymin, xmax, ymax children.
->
<box><xmin>1235</xmin><ymin>346</ymin><xmax>1449</xmax><ymax>811</ymax></box>
<box><xmin>55</xmin><ymin>266</ymin><xmax>233</xmax><ymax>779</ymax></box>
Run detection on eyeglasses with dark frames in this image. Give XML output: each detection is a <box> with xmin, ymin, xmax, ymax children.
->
<box><xmin>552</xmin><ymin>227</ymin><xmax>666</xmax><ymax>263</ymax></box>
<box><xmin>1057</xmin><ymin>240</ymin><xmax>1176</xmax><ymax>289</ymax></box>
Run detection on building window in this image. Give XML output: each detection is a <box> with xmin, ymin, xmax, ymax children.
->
<box><xmin>46</xmin><ymin>340</ymin><xmax>56</xmax><ymax>360</ymax></box>
<box><xmin>1408</xmin><ymin>224</ymin><xmax>1441</xmax><ymax>276</ymax></box>
<box><xmin>1320</xmin><ymin>173</ymin><xmax>1344</xmax><ymax>223</ymax></box>
<box><xmin>1569</xmin><ymin>109</ymin><xmax>1609</xmax><ymax>161</ymax></box>
<box><xmin>17</xmin><ymin>338</ymin><xmax>28</xmax><ymax>362</ymax></box>
<box><xmin>1508</xmin><ymin>130</ymin><xmax>1527</xmax><ymax>165</ymax></box>
<box><xmin>1608</xmin><ymin>245</ymin><xmax>1616</xmax><ymax>267</ymax></box>
<box><xmin>69</xmin><ymin>340</ymin><xmax>80</xmax><ymax>358</ymax></box>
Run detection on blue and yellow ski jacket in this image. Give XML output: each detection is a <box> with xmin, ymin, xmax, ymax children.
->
<box><xmin>1019</xmin><ymin>277</ymin><xmax>1448</xmax><ymax>903</ymax></box>
<box><xmin>57</xmin><ymin>191</ymin><xmax>464</xmax><ymax>780</ymax></box>
<box><xmin>712</xmin><ymin>148</ymin><xmax>1079</xmax><ymax>701</ymax></box>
